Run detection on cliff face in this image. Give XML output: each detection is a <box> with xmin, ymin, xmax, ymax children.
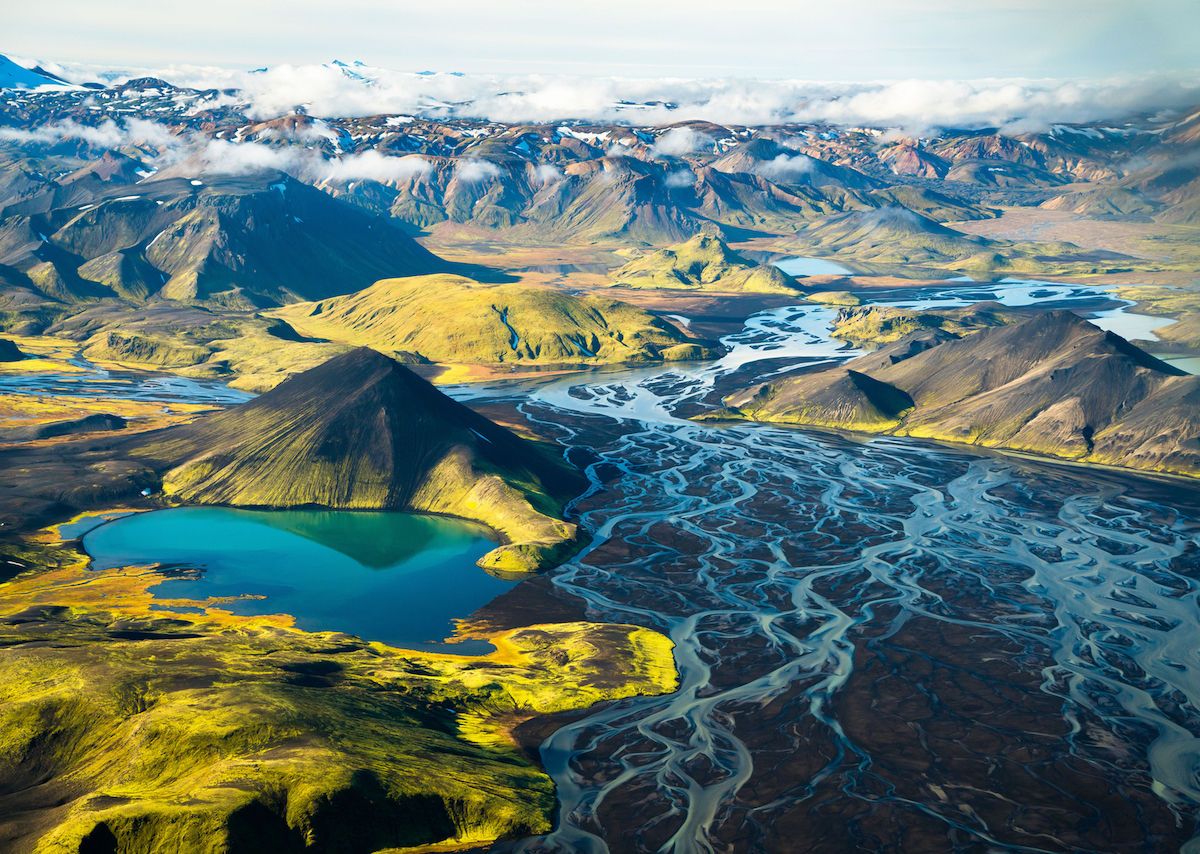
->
<box><xmin>129</xmin><ymin>348</ymin><xmax>586</xmax><ymax>572</ymax></box>
<box><xmin>725</xmin><ymin>312</ymin><xmax>1200</xmax><ymax>478</ymax></box>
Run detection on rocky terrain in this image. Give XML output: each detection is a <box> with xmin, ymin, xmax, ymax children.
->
<box><xmin>0</xmin><ymin>172</ymin><xmax>446</xmax><ymax>309</ymax></box>
<box><xmin>0</xmin><ymin>61</ymin><xmax>1195</xmax><ymax>279</ymax></box>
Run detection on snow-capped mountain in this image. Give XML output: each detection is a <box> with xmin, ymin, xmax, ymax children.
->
<box><xmin>0</xmin><ymin>54</ymin><xmax>73</xmax><ymax>90</ymax></box>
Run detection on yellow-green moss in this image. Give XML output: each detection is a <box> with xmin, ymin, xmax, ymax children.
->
<box><xmin>0</xmin><ymin>546</ymin><xmax>678</xmax><ymax>853</ymax></box>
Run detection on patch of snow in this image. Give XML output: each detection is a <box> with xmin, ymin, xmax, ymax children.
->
<box><xmin>1052</xmin><ymin>124</ymin><xmax>1103</xmax><ymax>139</ymax></box>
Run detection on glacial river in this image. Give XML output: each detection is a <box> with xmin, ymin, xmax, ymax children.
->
<box><xmin>469</xmin><ymin>289</ymin><xmax>1200</xmax><ymax>852</ymax></box>
<box><xmin>7</xmin><ymin>281</ymin><xmax>1199</xmax><ymax>851</ymax></box>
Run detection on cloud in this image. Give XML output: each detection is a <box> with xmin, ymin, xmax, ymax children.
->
<box><xmin>0</xmin><ymin>117</ymin><xmax>176</xmax><ymax>149</ymax></box>
<box><xmin>534</xmin><ymin>163</ymin><xmax>563</xmax><ymax>184</ymax></box>
<box><xmin>455</xmin><ymin>159</ymin><xmax>501</xmax><ymax>182</ymax></box>
<box><xmin>650</xmin><ymin>127</ymin><xmax>712</xmax><ymax>157</ymax></box>
<box><xmin>753</xmin><ymin>153</ymin><xmax>817</xmax><ymax>180</ymax></box>
<box><xmin>0</xmin><ymin>119</ymin><xmax>118</xmax><ymax>147</ymax></box>
<box><xmin>0</xmin><ymin>118</ymin><xmax>435</xmax><ymax>185</ymax></box>
<box><xmin>664</xmin><ymin>168</ymin><xmax>694</xmax><ymax>187</ymax></box>
<box><xmin>321</xmin><ymin>151</ymin><xmax>432</xmax><ymax>182</ymax></box>
<box><xmin>198</xmin><ymin>139</ymin><xmax>296</xmax><ymax>175</ymax></box>
<box><xmin>33</xmin><ymin>58</ymin><xmax>1200</xmax><ymax>130</ymax></box>
<box><xmin>195</xmin><ymin>140</ymin><xmax>433</xmax><ymax>183</ymax></box>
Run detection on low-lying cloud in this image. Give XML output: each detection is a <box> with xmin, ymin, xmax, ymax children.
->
<box><xmin>35</xmin><ymin>58</ymin><xmax>1200</xmax><ymax>130</ymax></box>
<box><xmin>664</xmin><ymin>168</ymin><xmax>695</xmax><ymax>187</ymax></box>
<box><xmin>0</xmin><ymin>116</ymin><xmax>436</xmax><ymax>185</ymax></box>
<box><xmin>753</xmin><ymin>153</ymin><xmax>817</xmax><ymax>180</ymax></box>
<box><xmin>0</xmin><ymin>117</ymin><xmax>177</xmax><ymax>149</ymax></box>
<box><xmin>534</xmin><ymin>163</ymin><xmax>563</xmax><ymax>184</ymax></box>
<box><xmin>455</xmin><ymin>159</ymin><xmax>501</xmax><ymax>183</ymax></box>
<box><xmin>651</xmin><ymin>127</ymin><xmax>712</xmax><ymax>157</ymax></box>
<box><xmin>196</xmin><ymin>140</ymin><xmax>434</xmax><ymax>183</ymax></box>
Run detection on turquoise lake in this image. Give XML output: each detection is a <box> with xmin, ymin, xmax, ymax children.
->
<box><xmin>81</xmin><ymin>507</ymin><xmax>511</xmax><ymax>653</ymax></box>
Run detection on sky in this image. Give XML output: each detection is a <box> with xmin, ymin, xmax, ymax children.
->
<box><xmin>6</xmin><ymin>0</ymin><xmax>1198</xmax><ymax>80</ymax></box>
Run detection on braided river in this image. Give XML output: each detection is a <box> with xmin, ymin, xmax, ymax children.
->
<box><xmin>470</xmin><ymin>286</ymin><xmax>1200</xmax><ymax>853</ymax></box>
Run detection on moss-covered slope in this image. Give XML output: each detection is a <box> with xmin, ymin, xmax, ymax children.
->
<box><xmin>128</xmin><ymin>348</ymin><xmax>586</xmax><ymax>572</ymax></box>
<box><xmin>0</xmin><ymin>552</ymin><xmax>676</xmax><ymax>853</ymax></box>
<box><xmin>610</xmin><ymin>234</ymin><xmax>801</xmax><ymax>294</ymax></box>
<box><xmin>724</xmin><ymin>312</ymin><xmax>1200</xmax><ymax>477</ymax></box>
<box><xmin>274</xmin><ymin>274</ymin><xmax>717</xmax><ymax>367</ymax></box>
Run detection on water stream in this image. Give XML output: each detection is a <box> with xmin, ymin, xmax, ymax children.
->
<box><xmin>483</xmin><ymin>291</ymin><xmax>1200</xmax><ymax>852</ymax></box>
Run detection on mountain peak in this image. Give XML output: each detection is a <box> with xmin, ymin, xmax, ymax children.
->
<box><xmin>128</xmin><ymin>349</ymin><xmax>584</xmax><ymax>571</ymax></box>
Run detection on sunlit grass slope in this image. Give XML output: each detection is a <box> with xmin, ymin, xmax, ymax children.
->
<box><xmin>273</xmin><ymin>274</ymin><xmax>717</xmax><ymax>366</ymax></box>
<box><xmin>0</xmin><ymin>544</ymin><xmax>676</xmax><ymax>853</ymax></box>
<box><xmin>610</xmin><ymin>233</ymin><xmax>802</xmax><ymax>294</ymax></box>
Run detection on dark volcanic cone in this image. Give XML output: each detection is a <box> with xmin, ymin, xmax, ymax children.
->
<box><xmin>129</xmin><ymin>348</ymin><xmax>585</xmax><ymax>571</ymax></box>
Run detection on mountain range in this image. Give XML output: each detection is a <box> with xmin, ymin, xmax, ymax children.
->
<box><xmin>0</xmin><ymin>56</ymin><xmax>1194</xmax><ymax>268</ymax></box>
<box><xmin>0</xmin><ymin>172</ymin><xmax>445</xmax><ymax>308</ymax></box>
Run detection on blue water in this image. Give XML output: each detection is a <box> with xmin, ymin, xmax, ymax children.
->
<box><xmin>774</xmin><ymin>256</ymin><xmax>855</xmax><ymax>277</ymax></box>
<box><xmin>82</xmin><ymin>507</ymin><xmax>510</xmax><ymax>653</ymax></box>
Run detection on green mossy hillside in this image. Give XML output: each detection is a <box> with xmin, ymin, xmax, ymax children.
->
<box><xmin>1112</xmin><ymin>285</ymin><xmax>1200</xmax><ymax>348</ymax></box>
<box><xmin>274</xmin><ymin>274</ymin><xmax>718</xmax><ymax>367</ymax></box>
<box><xmin>780</xmin><ymin>207</ymin><xmax>1139</xmax><ymax>276</ymax></box>
<box><xmin>0</xmin><ymin>556</ymin><xmax>677</xmax><ymax>853</ymax></box>
<box><xmin>49</xmin><ymin>303</ymin><xmax>349</xmax><ymax>393</ymax></box>
<box><xmin>610</xmin><ymin>234</ymin><xmax>802</xmax><ymax>294</ymax></box>
<box><xmin>830</xmin><ymin>303</ymin><xmax>1020</xmax><ymax>348</ymax></box>
<box><xmin>83</xmin><ymin>330</ymin><xmax>211</xmax><ymax>368</ymax></box>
